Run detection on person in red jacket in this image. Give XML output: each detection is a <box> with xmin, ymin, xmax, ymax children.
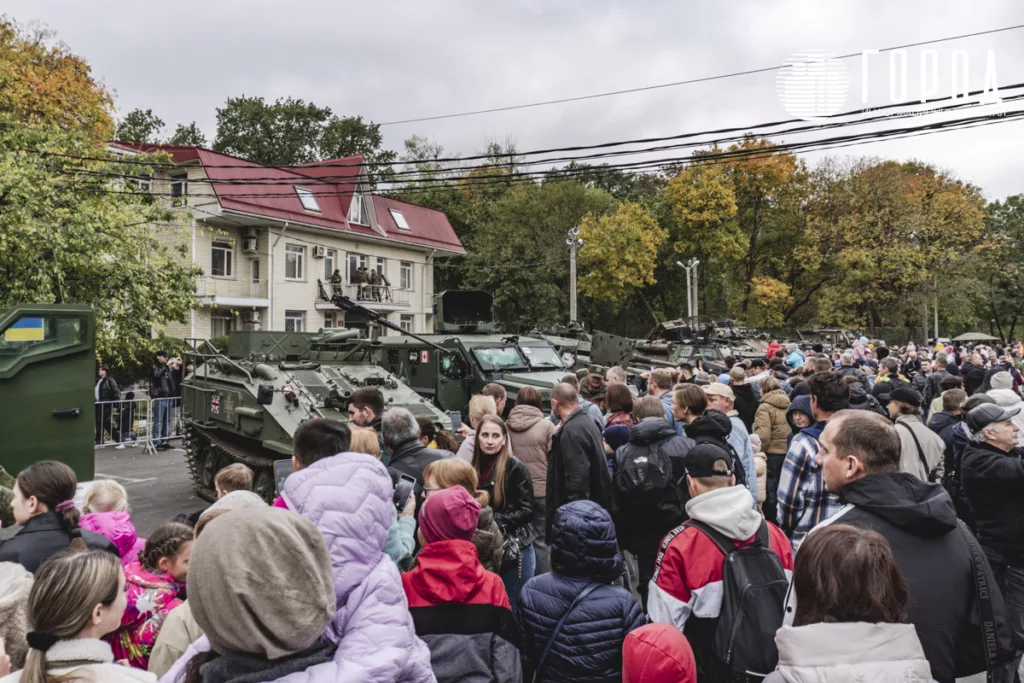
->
<box><xmin>623</xmin><ymin>623</ymin><xmax>697</xmax><ymax>683</ymax></box>
<box><xmin>647</xmin><ymin>443</ymin><xmax>793</xmax><ymax>679</ymax></box>
<box><xmin>402</xmin><ymin>485</ymin><xmax>521</xmax><ymax>683</ymax></box>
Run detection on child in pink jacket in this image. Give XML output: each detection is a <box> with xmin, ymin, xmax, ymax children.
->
<box><xmin>79</xmin><ymin>479</ymin><xmax>147</xmax><ymax>566</ymax></box>
<box><xmin>108</xmin><ymin>521</ymin><xmax>193</xmax><ymax>669</ymax></box>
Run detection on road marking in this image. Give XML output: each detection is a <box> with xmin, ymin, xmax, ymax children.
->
<box><xmin>94</xmin><ymin>473</ymin><xmax>159</xmax><ymax>484</ymax></box>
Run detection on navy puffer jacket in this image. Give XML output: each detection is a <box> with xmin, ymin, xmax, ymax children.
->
<box><xmin>518</xmin><ymin>500</ymin><xmax>646</xmax><ymax>683</ymax></box>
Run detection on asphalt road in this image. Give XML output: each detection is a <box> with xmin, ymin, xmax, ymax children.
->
<box><xmin>92</xmin><ymin>444</ymin><xmax>208</xmax><ymax>537</ymax></box>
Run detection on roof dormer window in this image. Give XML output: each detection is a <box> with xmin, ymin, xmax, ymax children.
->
<box><xmin>295</xmin><ymin>186</ymin><xmax>321</xmax><ymax>213</ymax></box>
<box><xmin>348</xmin><ymin>193</ymin><xmax>365</xmax><ymax>225</ymax></box>
<box><xmin>389</xmin><ymin>208</ymin><xmax>411</xmax><ymax>230</ymax></box>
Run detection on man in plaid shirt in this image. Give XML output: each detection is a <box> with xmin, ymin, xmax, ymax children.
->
<box><xmin>776</xmin><ymin>372</ymin><xmax>848</xmax><ymax>551</ymax></box>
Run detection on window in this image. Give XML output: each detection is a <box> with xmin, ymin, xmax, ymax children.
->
<box><xmin>285</xmin><ymin>311</ymin><xmax>305</xmax><ymax>333</ymax></box>
<box><xmin>400</xmin><ymin>315</ymin><xmax>414</xmax><ymax>333</ymax></box>
<box><xmin>295</xmin><ymin>186</ymin><xmax>321</xmax><ymax>213</ymax></box>
<box><xmin>138</xmin><ymin>174</ymin><xmax>152</xmax><ymax>192</ymax></box>
<box><xmin>211</xmin><ymin>240</ymin><xmax>234</xmax><ymax>277</ymax></box>
<box><xmin>210</xmin><ymin>310</ymin><xmax>236</xmax><ymax>338</ymax></box>
<box><xmin>0</xmin><ymin>315</ymin><xmax>88</xmax><ymax>373</ymax></box>
<box><xmin>251</xmin><ymin>259</ymin><xmax>260</xmax><ymax>283</ymax></box>
<box><xmin>348</xmin><ymin>194</ymin><xmax>364</xmax><ymax>225</ymax></box>
<box><xmin>389</xmin><ymin>209</ymin><xmax>411</xmax><ymax>230</ymax></box>
<box><xmin>170</xmin><ymin>173</ymin><xmax>188</xmax><ymax>198</ymax></box>
<box><xmin>324</xmin><ymin>249</ymin><xmax>337</xmax><ymax>280</ymax></box>
<box><xmin>285</xmin><ymin>244</ymin><xmax>305</xmax><ymax>280</ymax></box>
<box><xmin>375</xmin><ymin>257</ymin><xmax>386</xmax><ymax>277</ymax></box>
<box><xmin>347</xmin><ymin>253</ymin><xmax>367</xmax><ymax>282</ymax></box>
<box><xmin>324</xmin><ymin>312</ymin><xmax>339</xmax><ymax>329</ymax></box>
<box><xmin>400</xmin><ymin>261</ymin><xmax>413</xmax><ymax>290</ymax></box>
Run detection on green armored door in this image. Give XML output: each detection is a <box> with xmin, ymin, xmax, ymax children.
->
<box><xmin>0</xmin><ymin>306</ymin><xmax>96</xmax><ymax>481</ymax></box>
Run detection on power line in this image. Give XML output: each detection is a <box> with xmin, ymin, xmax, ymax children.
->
<box><xmin>375</xmin><ymin>22</ymin><xmax>1024</xmax><ymax>125</ymax></box>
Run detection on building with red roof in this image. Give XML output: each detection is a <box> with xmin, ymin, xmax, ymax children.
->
<box><xmin>108</xmin><ymin>142</ymin><xmax>464</xmax><ymax>338</ymax></box>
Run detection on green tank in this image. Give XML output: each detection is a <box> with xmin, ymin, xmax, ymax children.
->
<box><xmin>0</xmin><ymin>304</ymin><xmax>96</xmax><ymax>483</ymax></box>
<box><xmin>181</xmin><ymin>329</ymin><xmax>451</xmax><ymax>503</ymax></box>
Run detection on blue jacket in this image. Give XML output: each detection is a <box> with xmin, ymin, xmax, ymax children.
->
<box><xmin>518</xmin><ymin>501</ymin><xmax>645</xmax><ymax>683</ymax></box>
<box><xmin>785</xmin><ymin>350</ymin><xmax>805</xmax><ymax>369</ymax></box>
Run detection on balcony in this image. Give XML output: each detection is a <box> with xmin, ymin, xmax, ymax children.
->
<box><xmin>195</xmin><ymin>276</ymin><xmax>270</xmax><ymax>309</ymax></box>
<box><xmin>316</xmin><ymin>283</ymin><xmax>411</xmax><ymax>311</ymax></box>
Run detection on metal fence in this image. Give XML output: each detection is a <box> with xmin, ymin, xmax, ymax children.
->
<box><xmin>94</xmin><ymin>396</ymin><xmax>182</xmax><ymax>453</ymax></box>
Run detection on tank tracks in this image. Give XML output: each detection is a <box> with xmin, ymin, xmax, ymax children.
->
<box><xmin>183</xmin><ymin>424</ymin><xmax>277</xmax><ymax>503</ymax></box>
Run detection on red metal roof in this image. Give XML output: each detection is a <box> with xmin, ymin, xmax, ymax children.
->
<box><xmin>107</xmin><ymin>142</ymin><xmax>465</xmax><ymax>254</ymax></box>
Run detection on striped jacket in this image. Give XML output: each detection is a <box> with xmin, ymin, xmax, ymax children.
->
<box><xmin>775</xmin><ymin>424</ymin><xmax>842</xmax><ymax>551</ymax></box>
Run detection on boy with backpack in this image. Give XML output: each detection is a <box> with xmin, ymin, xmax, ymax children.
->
<box><xmin>648</xmin><ymin>443</ymin><xmax>793</xmax><ymax>681</ymax></box>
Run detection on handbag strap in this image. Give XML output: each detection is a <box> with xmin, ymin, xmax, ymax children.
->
<box><xmin>897</xmin><ymin>421</ymin><xmax>933</xmax><ymax>477</ymax></box>
<box><xmin>533</xmin><ymin>582</ymin><xmax>603</xmax><ymax>681</ymax></box>
<box><xmin>955</xmin><ymin>520</ymin><xmax>1000</xmax><ymax>680</ymax></box>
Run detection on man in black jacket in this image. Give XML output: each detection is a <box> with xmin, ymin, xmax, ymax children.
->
<box><xmin>612</xmin><ymin>395</ymin><xmax>694</xmax><ymax>609</ymax></box>
<box><xmin>962</xmin><ymin>403</ymin><xmax>1024</xmax><ymax>680</ymax></box>
<box><xmin>810</xmin><ymin>409</ymin><xmax>1016</xmax><ymax>683</ymax></box>
<box><xmin>382</xmin><ymin>407</ymin><xmax>450</xmax><ymax>507</ymax></box>
<box><xmin>728</xmin><ymin>365</ymin><xmax>758</xmax><ymax>433</ymax></box>
<box><xmin>835</xmin><ymin>352</ymin><xmax>868</xmax><ymax>385</ymax></box>
<box><xmin>546</xmin><ymin>383</ymin><xmax>614</xmax><ymax>540</ymax></box>
<box><xmin>150</xmin><ymin>351</ymin><xmax>176</xmax><ymax>450</ymax></box>
<box><xmin>962</xmin><ymin>352</ymin><xmax>988</xmax><ymax>396</ymax></box>
<box><xmin>95</xmin><ymin>365</ymin><xmax>120</xmax><ymax>444</ymax></box>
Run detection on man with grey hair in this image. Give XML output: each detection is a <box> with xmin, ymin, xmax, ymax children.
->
<box><xmin>604</xmin><ymin>365</ymin><xmax>638</xmax><ymax>397</ymax></box>
<box><xmin>381</xmin><ymin>407</ymin><xmax>450</xmax><ymax>499</ymax></box>
<box><xmin>728</xmin><ymin>364</ymin><xmax>758</xmax><ymax>433</ymax></box>
<box><xmin>962</xmin><ymin>402</ymin><xmax>1024</xmax><ymax>681</ymax></box>
<box><xmin>835</xmin><ymin>352</ymin><xmax>868</xmax><ymax>385</ymax></box>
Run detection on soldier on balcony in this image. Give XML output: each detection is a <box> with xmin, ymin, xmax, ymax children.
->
<box><xmin>330</xmin><ymin>268</ymin><xmax>343</xmax><ymax>297</ymax></box>
<box><xmin>353</xmin><ymin>265</ymin><xmax>369</xmax><ymax>300</ymax></box>
<box><xmin>368</xmin><ymin>268</ymin><xmax>382</xmax><ymax>302</ymax></box>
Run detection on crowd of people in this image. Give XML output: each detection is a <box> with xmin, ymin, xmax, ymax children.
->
<box><xmin>1</xmin><ymin>336</ymin><xmax>1023</xmax><ymax>682</ymax></box>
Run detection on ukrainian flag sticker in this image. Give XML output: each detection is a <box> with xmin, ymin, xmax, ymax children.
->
<box><xmin>5</xmin><ymin>317</ymin><xmax>45</xmax><ymax>342</ymax></box>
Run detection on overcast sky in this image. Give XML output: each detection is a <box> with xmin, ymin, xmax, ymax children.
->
<box><xmin>6</xmin><ymin>0</ymin><xmax>1023</xmax><ymax>199</ymax></box>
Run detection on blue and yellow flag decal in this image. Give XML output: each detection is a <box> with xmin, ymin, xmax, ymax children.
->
<box><xmin>5</xmin><ymin>317</ymin><xmax>45</xmax><ymax>342</ymax></box>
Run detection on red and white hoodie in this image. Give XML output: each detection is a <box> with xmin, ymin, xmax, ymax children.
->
<box><xmin>647</xmin><ymin>485</ymin><xmax>793</xmax><ymax>632</ymax></box>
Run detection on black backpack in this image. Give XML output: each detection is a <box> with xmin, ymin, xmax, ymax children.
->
<box><xmin>686</xmin><ymin>519</ymin><xmax>788</xmax><ymax>681</ymax></box>
<box><xmin>613</xmin><ymin>439</ymin><xmax>684</xmax><ymax>519</ymax></box>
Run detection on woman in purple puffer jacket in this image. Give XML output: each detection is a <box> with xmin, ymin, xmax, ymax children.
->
<box><xmin>79</xmin><ymin>480</ymin><xmax>147</xmax><ymax>566</ymax></box>
<box><xmin>159</xmin><ymin>451</ymin><xmax>435</xmax><ymax>683</ymax></box>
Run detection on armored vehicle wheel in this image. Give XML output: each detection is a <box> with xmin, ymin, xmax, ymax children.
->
<box><xmin>199</xmin><ymin>442</ymin><xmax>222</xmax><ymax>491</ymax></box>
<box><xmin>252</xmin><ymin>467</ymin><xmax>276</xmax><ymax>504</ymax></box>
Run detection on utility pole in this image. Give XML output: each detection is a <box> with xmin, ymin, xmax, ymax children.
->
<box><xmin>691</xmin><ymin>258</ymin><xmax>700</xmax><ymax>320</ymax></box>
<box><xmin>676</xmin><ymin>258</ymin><xmax>701</xmax><ymax>321</ymax></box>
<box><xmin>566</xmin><ymin>227</ymin><xmax>582</xmax><ymax>324</ymax></box>
<box><xmin>934</xmin><ymin>274</ymin><xmax>939</xmax><ymax>342</ymax></box>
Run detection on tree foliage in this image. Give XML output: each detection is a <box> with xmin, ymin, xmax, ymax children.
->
<box><xmin>578</xmin><ymin>201</ymin><xmax>666</xmax><ymax>307</ymax></box>
<box><xmin>0</xmin><ymin>17</ymin><xmax>114</xmax><ymax>143</ymax></box>
<box><xmin>114</xmin><ymin>108</ymin><xmax>164</xmax><ymax>144</ymax></box>
<box><xmin>168</xmin><ymin>121</ymin><xmax>207</xmax><ymax>147</ymax></box>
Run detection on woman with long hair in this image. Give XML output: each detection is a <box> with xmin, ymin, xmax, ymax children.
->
<box><xmin>471</xmin><ymin>414</ymin><xmax>535</xmax><ymax>610</ymax></box>
<box><xmin>765</xmin><ymin>525</ymin><xmax>932</xmax><ymax>682</ymax></box>
<box><xmin>0</xmin><ymin>462</ymin><xmax>116</xmax><ymax>572</ymax></box>
<box><xmin>1</xmin><ymin>549</ymin><xmax>156</xmax><ymax>682</ymax></box>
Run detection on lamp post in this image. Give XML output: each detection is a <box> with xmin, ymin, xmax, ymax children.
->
<box><xmin>566</xmin><ymin>227</ymin><xmax>583</xmax><ymax>324</ymax></box>
<box><xmin>676</xmin><ymin>258</ymin><xmax>700</xmax><ymax>320</ymax></box>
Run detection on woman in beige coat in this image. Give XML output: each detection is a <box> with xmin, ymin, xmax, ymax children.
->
<box><xmin>505</xmin><ymin>386</ymin><xmax>556</xmax><ymax>574</ymax></box>
<box><xmin>753</xmin><ymin>376</ymin><xmax>791</xmax><ymax>524</ymax></box>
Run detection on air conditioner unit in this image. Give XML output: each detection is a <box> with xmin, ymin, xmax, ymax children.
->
<box><xmin>242</xmin><ymin>238</ymin><xmax>258</xmax><ymax>253</ymax></box>
<box><xmin>312</xmin><ymin>245</ymin><xmax>326</xmax><ymax>258</ymax></box>
<box><xmin>244</xmin><ymin>311</ymin><xmax>261</xmax><ymax>324</ymax></box>
<box><xmin>242</xmin><ymin>226</ymin><xmax>258</xmax><ymax>239</ymax></box>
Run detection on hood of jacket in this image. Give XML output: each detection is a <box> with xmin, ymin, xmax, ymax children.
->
<box><xmin>79</xmin><ymin>511</ymin><xmax>142</xmax><ymax>563</ymax></box>
<box><xmin>928</xmin><ymin>411</ymin><xmax>961</xmax><ymax>434</ymax></box>
<box><xmin>786</xmin><ymin>395</ymin><xmax>813</xmax><ymax>431</ymax></box>
<box><xmin>506</xmin><ymin>404</ymin><xmax>545</xmax><ymax>432</ymax></box>
<box><xmin>845</xmin><ymin>380</ymin><xmax>870</xmax><ymax>404</ymax></box>
<box><xmin>839</xmin><ymin>472</ymin><xmax>957</xmax><ymax>537</ymax></box>
<box><xmin>407</xmin><ymin>540</ymin><xmax>488</xmax><ymax>604</ymax></box>
<box><xmin>774</xmin><ymin>622</ymin><xmax>932</xmax><ymax>683</ymax></box>
<box><xmin>622</xmin><ymin>623</ymin><xmax>697</xmax><ymax>683</ymax></box>
<box><xmin>987</xmin><ymin>388</ymin><xmax>1023</xmax><ymax>409</ymax></box>
<box><xmin>282</xmin><ymin>452</ymin><xmax>392</xmax><ymax>604</ymax></box>
<box><xmin>685</xmin><ymin>410</ymin><xmax>733</xmax><ymax>444</ymax></box>
<box><xmin>685</xmin><ymin>485</ymin><xmax>761</xmax><ymax>540</ymax></box>
<box><xmin>474</xmin><ymin>505</ymin><xmax>504</xmax><ymax>571</ymax></box>
<box><xmin>761</xmin><ymin>389</ymin><xmax>791</xmax><ymax>411</ymax></box>
<box><xmin>550</xmin><ymin>500</ymin><xmax>623</xmax><ymax>582</ymax></box>
<box><xmin>629</xmin><ymin>417</ymin><xmax>678</xmax><ymax>446</ymax></box>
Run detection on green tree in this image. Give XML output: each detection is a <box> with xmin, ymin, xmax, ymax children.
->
<box><xmin>0</xmin><ymin>119</ymin><xmax>201</xmax><ymax>366</ymax></box>
<box><xmin>974</xmin><ymin>195</ymin><xmax>1024</xmax><ymax>339</ymax></box>
<box><xmin>114</xmin><ymin>108</ymin><xmax>164</xmax><ymax>143</ymax></box>
<box><xmin>213</xmin><ymin>96</ymin><xmax>396</xmax><ymax>182</ymax></box>
<box><xmin>578</xmin><ymin>201</ymin><xmax>667</xmax><ymax>307</ymax></box>
<box><xmin>168</xmin><ymin>121</ymin><xmax>207</xmax><ymax>147</ymax></box>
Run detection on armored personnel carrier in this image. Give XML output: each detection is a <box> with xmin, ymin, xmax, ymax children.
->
<box><xmin>181</xmin><ymin>328</ymin><xmax>451</xmax><ymax>502</ymax></box>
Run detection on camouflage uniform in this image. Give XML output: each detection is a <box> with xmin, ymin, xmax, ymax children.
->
<box><xmin>579</xmin><ymin>364</ymin><xmax>607</xmax><ymax>408</ymax></box>
<box><xmin>0</xmin><ymin>465</ymin><xmax>15</xmax><ymax>528</ymax></box>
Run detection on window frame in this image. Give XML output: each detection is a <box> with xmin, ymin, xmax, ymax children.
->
<box><xmin>210</xmin><ymin>240</ymin><xmax>235</xmax><ymax>278</ymax></box>
<box><xmin>400</xmin><ymin>314</ymin><xmax>414</xmax><ymax>333</ymax></box>
<box><xmin>284</xmin><ymin>310</ymin><xmax>305</xmax><ymax>333</ymax></box>
<box><xmin>324</xmin><ymin>311</ymin><xmax>339</xmax><ymax>329</ymax></box>
<box><xmin>284</xmin><ymin>244</ymin><xmax>306</xmax><ymax>281</ymax></box>
<box><xmin>389</xmin><ymin>208</ymin><xmax>411</xmax><ymax>230</ymax></box>
<box><xmin>400</xmin><ymin>261</ymin><xmax>413</xmax><ymax>290</ymax></box>
<box><xmin>170</xmin><ymin>172</ymin><xmax>188</xmax><ymax>198</ymax></box>
<box><xmin>347</xmin><ymin>253</ymin><xmax>367</xmax><ymax>282</ymax></box>
<box><xmin>295</xmin><ymin>186</ymin><xmax>322</xmax><ymax>213</ymax></box>
<box><xmin>348</xmin><ymin>194</ymin><xmax>365</xmax><ymax>225</ymax></box>
<box><xmin>324</xmin><ymin>249</ymin><xmax>337</xmax><ymax>280</ymax></box>
<box><xmin>210</xmin><ymin>309</ymin><xmax>236</xmax><ymax>338</ymax></box>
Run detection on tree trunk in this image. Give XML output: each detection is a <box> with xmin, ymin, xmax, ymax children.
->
<box><xmin>740</xmin><ymin>197</ymin><xmax>761</xmax><ymax>316</ymax></box>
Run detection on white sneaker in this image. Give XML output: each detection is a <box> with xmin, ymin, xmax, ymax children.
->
<box><xmin>115</xmin><ymin>444</ymin><xmax>127</xmax><ymax>450</ymax></box>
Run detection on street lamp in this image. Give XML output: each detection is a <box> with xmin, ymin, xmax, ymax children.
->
<box><xmin>676</xmin><ymin>258</ymin><xmax>700</xmax><ymax>320</ymax></box>
<box><xmin>567</xmin><ymin>227</ymin><xmax>583</xmax><ymax>323</ymax></box>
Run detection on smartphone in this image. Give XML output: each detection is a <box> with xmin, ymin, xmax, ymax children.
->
<box><xmin>273</xmin><ymin>459</ymin><xmax>294</xmax><ymax>496</ymax></box>
<box><xmin>393</xmin><ymin>474</ymin><xmax>417</xmax><ymax>513</ymax></box>
<box><xmin>448</xmin><ymin>410</ymin><xmax>462</xmax><ymax>433</ymax></box>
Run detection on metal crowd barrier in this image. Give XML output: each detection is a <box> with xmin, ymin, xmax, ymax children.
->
<box><xmin>93</xmin><ymin>396</ymin><xmax>182</xmax><ymax>454</ymax></box>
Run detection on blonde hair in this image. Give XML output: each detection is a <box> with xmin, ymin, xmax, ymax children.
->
<box><xmin>422</xmin><ymin>458</ymin><xmax>488</xmax><ymax>506</ymax></box>
<box><xmin>214</xmin><ymin>463</ymin><xmax>253</xmax><ymax>494</ymax></box>
<box><xmin>468</xmin><ymin>394</ymin><xmax>497</xmax><ymax>429</ymax></box>
<box><xmin>21</xmin><ymin>550</ymin><xmax>122</xmax><ymax>683</ymax></box>
<box><xmin>82</xmin><ymin>479</ymin><xmax>128</xmax><ymax>513</ymax></box>
<box><xmin>348</xmin><ymin>427</ymin><xmax>381</xmax><ymax>458</ymax></box>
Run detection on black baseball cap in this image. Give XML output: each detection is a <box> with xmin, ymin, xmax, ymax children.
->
<box><xmin>685</xmin><ymin>443</ymin><xmax>734</xmax><ymax>478</ymax></box>
<box><xmin>156</xmin><ymin>350</ymin><xmax>169</xmax><ymax>358</ymax></box>
<box><xmin>889</xmin><ymin>387</ymin><xmax>923</xmax><ymax>408</ymax></box>
<box><xmin>966</xmin><ymin>403</ymin><xmax>1021</xmax><ymax>433</ymax></box>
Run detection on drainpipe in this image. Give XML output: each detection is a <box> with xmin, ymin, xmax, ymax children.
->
<box><xmin>424</xmin><ymin>249</ymin><xmax>436</xmax><ymax>332</ymax></box>
<box><xmin>269</xmin><ymin>222</ymin><xmax>290</xmax><ymax>329</ymax></box>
